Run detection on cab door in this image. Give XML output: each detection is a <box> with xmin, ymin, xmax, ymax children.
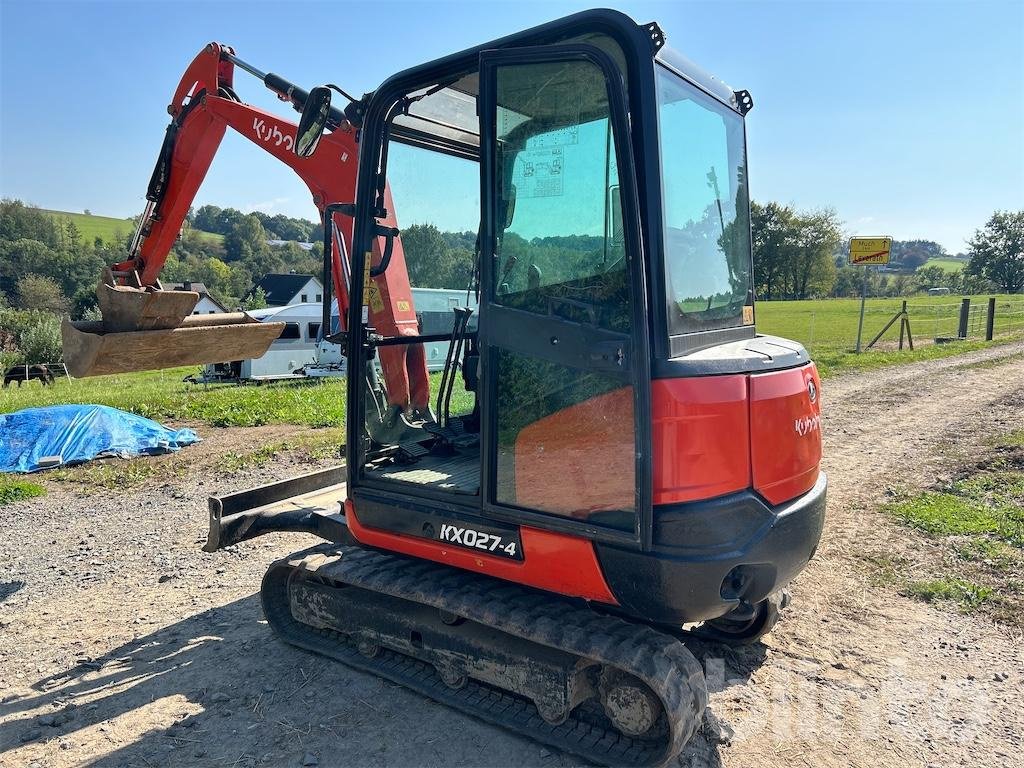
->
<box><xmin>478</xmin><ymin>45</ymin><xmax>649</xmax><ymax>546</ymax></box>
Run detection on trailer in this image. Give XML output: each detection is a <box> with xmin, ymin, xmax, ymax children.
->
<box><xmin>191</xmin><ymin>304</ymin><xmax>327</xmax><ymax>383</ymax></box>
<box><xmin>409</xmin><ymin>287</ymin><xmax>479</xmax><ymax>372</ymax></box>
<box><xmin>190</xmin><ymin>288</ymin><xmax>476</xmax><ymax>384</ymax></box>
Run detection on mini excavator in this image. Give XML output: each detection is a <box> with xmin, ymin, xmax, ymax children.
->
<box><xmin>64</xmin><ymin>10</ymin><xmax>826</xmax><ymax>765</ymax></box>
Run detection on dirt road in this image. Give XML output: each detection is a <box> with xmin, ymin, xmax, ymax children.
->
<box><xmin>2</xmin><ymin>343</ymin><xmax>1023</xmax><ymax>768</ymax></box>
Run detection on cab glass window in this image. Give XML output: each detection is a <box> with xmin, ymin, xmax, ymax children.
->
<box><xmin>657</xmin><ymin>66</ymin><xmax>752</xmax><ymax>335</ymax></box>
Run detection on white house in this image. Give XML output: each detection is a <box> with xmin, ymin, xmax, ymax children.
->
<box><xmin>168</xmin><ymin>281</ymin><xmax>228</xmax><ymax>314</ymax></box>
<box><xmin>247</xmin><ymin>273</ymin><xmax>324</xmax><ymax>307</ymax></box>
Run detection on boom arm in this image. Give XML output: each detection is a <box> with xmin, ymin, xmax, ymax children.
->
<box><xmin>112</xmin><ymin>43</ymin><xmax>429</xmax><ymax>412</ymax></box>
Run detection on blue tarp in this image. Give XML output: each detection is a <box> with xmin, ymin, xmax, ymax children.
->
<box><xmin>0</xmin><ymin>405</ymin><xmax>200</xmax><ymax>473</ymax></box>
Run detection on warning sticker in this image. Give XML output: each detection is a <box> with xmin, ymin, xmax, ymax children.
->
<box><xmin>361</xmin><ymin>253</ymin><xmax>373</xmax><ymax>305</ymax></box>
<box><xmin>516</xmin><ymin>147</ymin><xmax>564</xmax><ymax>198</ymax></box>
<box><xmin>367</xmin><ymin>283</ymin><xmax>384</xmax><ymax>313</ymax></box>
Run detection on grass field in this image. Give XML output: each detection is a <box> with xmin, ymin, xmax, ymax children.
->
<box><xmin>921</xmin><ymin>257</ymin><xmax>967</xmax><ymax>272</ymax></box>
<box><xmin>43</xmin><ymin>209</ymin><xmax>224</xmax><ymax>246</ymax></box>
<box><xmin>1</xmin><ymin>295</ymin><xmax>1021</xmax><ymax>429</ymax></box>
<box><xmin>758</xmin><ymin>293</ymin><xmax>1024</xmax><ymax>376</ymax></box>
<box><xmin>0</xmin><ymin>368</ymin><xmax>475</xmax><ymax>430</ymax></box>
<box><xmin>758</xmin><ymin>294</ymin><xmax>1022</xmax><ymax>347</ymax></box>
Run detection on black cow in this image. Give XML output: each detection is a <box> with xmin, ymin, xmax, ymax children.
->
<box><xmin>2</xmin><ymin>364</ymin><xmax>55</xmax><ymax>388</ymax></box>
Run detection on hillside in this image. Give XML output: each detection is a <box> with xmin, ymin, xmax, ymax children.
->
<box><xmin>42</xmin><ymin>209</ymin><xmax>224</xmax><ymax>245</ymax></box>
<box><xmin>920</xmin><ymin>257</ymin><xmax>967</xmax><ymax>272</ymax></box>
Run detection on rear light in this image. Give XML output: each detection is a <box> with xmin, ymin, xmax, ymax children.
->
<box><xmin>651</xmin><ymin>376</ymin><xmax>750</xmax><ymax>505</ymax></box>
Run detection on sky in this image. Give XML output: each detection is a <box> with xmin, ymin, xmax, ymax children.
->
<box><xmin>1</xmin><ymin>0</ymin><xmax>1021</xmax><ymax>254</ymax></box>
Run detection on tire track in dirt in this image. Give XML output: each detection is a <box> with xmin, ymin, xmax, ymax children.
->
<box><xmin>696</xmin><ymin>341</ymin><xmax>1024</xmax><ymax>768</ymax></box>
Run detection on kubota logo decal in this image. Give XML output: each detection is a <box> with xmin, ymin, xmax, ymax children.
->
<box><xmin>253</xmin><ymin>118</ymin><xmax>294</xmax><ymax>151</ymax></box>
<box><xmin>794</xmin><ymin>414</ymin><xmax>821</xmax><ymax>436</ymax></box>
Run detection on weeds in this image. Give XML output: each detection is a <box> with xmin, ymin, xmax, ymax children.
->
<box><xmin>902</xmin><ymin>578</ymin><xmax>994</xmax><ymax>610</ymax></box>
<box><xmin>49</xmin><ymin>456</ymin><xmax>181</xmax><ymax>491</ymax></box>
<box><xmin>886</xmin><ymin>474</ymin><xmax>1024</xmax><ymax>546</ymax></box>
<box><xmin>878</xmin><ymin>435</ymin><xmax>1024</xmax><ymax>625</ymax></box>
<box><xmin>953</xmin><ymin>538</ymin><xmax>1021</xmax><ymax>572</ymax></box>
<box><xmin>0</xmin><ymin>475</ymin><xmax>46</xmax><ymax>504</ymax></box>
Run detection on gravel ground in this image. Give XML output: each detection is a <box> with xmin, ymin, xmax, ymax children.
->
<box><xmin>2</xmin><ymin>343</ymin><xmax>1023</xmax><ymax>768</ymax></box>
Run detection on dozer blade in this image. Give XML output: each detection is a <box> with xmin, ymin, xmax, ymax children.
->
<box><xmin>62</xmin><ymin>313</ymin><xmax>285</xmax><ymax>378</ymax></box>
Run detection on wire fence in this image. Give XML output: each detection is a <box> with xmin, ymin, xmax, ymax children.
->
<box><xmin>992</xmin><ymin>298</ymin><xmax>1024</xmax><ymax>337</ymax></box>
<box><xmin>759</xmin><ymin>295</ymin><xmax>1024</xmax><ymax>354</ymax></box>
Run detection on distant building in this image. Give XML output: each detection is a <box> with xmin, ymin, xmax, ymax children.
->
<box><xmin>168</xmin><ymin>281</ymin><xmax>228</xmax><ymax>314</ymax></box>
<box><xmin>266</xmin><ymin>240</ymin><xmax>316</xmax><ymax>251</ymax></box>
<box><xmin>247</xmin><ymin>273</ymin><xmax>324</xmax><ymax>307</ymax></box>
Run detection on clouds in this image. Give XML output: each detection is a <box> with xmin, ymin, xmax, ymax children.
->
<box><xmin>246</xmin><ymin>197</ymin><xmax>291</xmax><ymax>214</ymax></box>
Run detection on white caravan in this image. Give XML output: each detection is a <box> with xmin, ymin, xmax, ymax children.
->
<box><xmin>193</xmin><ymin>288</ymin><xmax>476</xmax><ymax>383</ymax></box>
<box><xmin>195</xmin><ymin>304</ymin><xmax>330</xmax><ymax>383</ymax></box>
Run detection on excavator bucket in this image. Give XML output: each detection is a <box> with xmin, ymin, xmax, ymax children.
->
<box><xmin>62</xmin><ymin>275</ymin><xmax>284</xmax><ymax>378</ymax></box>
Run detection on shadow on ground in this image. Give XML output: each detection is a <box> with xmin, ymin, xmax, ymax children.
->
<box><xmin>1</xmin><ymin>594</ymin><xmax>766</xmax><ymax>768</ymax></box>
<box><xmin>0</xmin><ymin>580</ymin><xmax>24</xmax><ymax>604</ymax></box>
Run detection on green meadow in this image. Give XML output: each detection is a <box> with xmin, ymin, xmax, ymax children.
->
<box><xmin>1</xmin><ymin>295</ymin><xmax>1020</xmax><ymax>428</ymax></box>
<box><xmin>43</xmin><ymin>209</ymin><xmax>224</xmax><ymax>246</ymax></box>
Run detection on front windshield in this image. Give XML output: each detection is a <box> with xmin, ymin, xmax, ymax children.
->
<box><xmin>656</xmin><ymin>66</ymin><xmax>752</xmax><ymax>335</ymax></box>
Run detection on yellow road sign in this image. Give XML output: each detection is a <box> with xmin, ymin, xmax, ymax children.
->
<box><xmin>849</xmin><ymin>236</ymin><xmax>892</xmax><ymax>266</ymax></box>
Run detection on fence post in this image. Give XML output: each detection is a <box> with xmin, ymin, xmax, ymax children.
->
<box><xmin>899</xmin><ymin>300</ymin><xmax>907</xmax><ymax>350</ymax></box>
<box><xmin>957</xmin><ymin>298</ymin><xmax>970</xmax><ymax>339</ymax></box>
<box><xmin>986</xmin><ymin>297</ymin><xmax>996</xmax><ymax>341</ymax></box>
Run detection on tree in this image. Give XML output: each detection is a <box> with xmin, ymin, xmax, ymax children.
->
<box><xmin>225</xmin><ymin>214</ymin><xmax>268</xmax><ymax>261</ymax></box>
<box><xmin>890</xmin><ymin>239</ymin><xmax>945</xmax><ymax>270</ymax></box>
<box><xmin>0</xmin><ymin>200</ymin><xmax>60</xmax><ymax>247</ymax></box>
<box><xmin>831</xmin><ymin>266</ymin><xmax>862</xmax><ymax>297</ymax></box>
<box><xmin>19</xmin><ymin>313</ymin><xmax>62</xmax><ymax>364</ymax></box>
<box><xmin>242</xmin><ymin>287</ymin><xmax>268</xmax><ymax>311</ymax></box>
<box><xmin>751</xmin><ymin>202</ymin><xmax>797</xmax><ymax>300</ymax></box>
<box><xmin>751</xmin><ymin>203</ymin><xmax>840</xmax><ymax>299</ymax></box>
<box><xmin>401</xmin><ymin>223</ymin><xmax>452</xmax><ymax>288</ymax></box>
<box><xmin>916</xmin><ymin>265</ymin><xmax>955</xmax><ymax>290</ymax></box>
<box><xmin>192</xmin><ymin>204</ymin><xmax>222</xmax><ymax>233</ymax></box>
<box><xmin>966</xmin><ymin>211</ymin><xmax>1024</xmax><ymax>293</ymax></box>
<box><xmin>15</xmin><ymin>274</ymin><xmax>69</xmax><ymax>314</ymax></box>
<box><xmin>198</xmin><ymin>257</ymin><xmax>232</xmax><ymax>289</ymax></box>
<box><xmin>789</xmin><ymin>209</ymin><xmax>841</xmax><ymax>298</ymax></box>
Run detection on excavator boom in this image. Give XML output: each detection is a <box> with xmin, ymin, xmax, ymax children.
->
<box><xmin>63</xmin><ymin>44</ymin><xmax>431</xmax><ymax>415</ymax></box>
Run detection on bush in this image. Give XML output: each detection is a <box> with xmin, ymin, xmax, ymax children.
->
<box><xmin>0</xmin><ymin>349</ymin><xmax>20</xmax><ymax>373</ymax></box>
<box><xmin>19</xmin><ymin>316</ymin><xmax>62</xmax><ymax>364</ymax></box>
<box><xmin>0</xmin><ymin>309</ymin><xmax>62</xmax><ymax>365</ymax></box>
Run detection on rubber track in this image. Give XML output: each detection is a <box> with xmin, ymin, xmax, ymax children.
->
<box><xmin>261</xmin><ymin>545</ymin><xmax>707</xmax><ymax>767</ymax></box>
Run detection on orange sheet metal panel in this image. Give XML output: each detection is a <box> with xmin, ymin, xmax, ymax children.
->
<box><xmin>513</xmin><ymin>386</ymin><xmax>635</xmax><ymax>518</ymax></box>
<box><xmin>345</xmin><ymin>500</ymin><xmax>618</xmax><ymax>604</ymax></box>
<box><xmin>749</xmin><ymin>364</ymin><xmax>822</xmax><ymax>505</ymax></box>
